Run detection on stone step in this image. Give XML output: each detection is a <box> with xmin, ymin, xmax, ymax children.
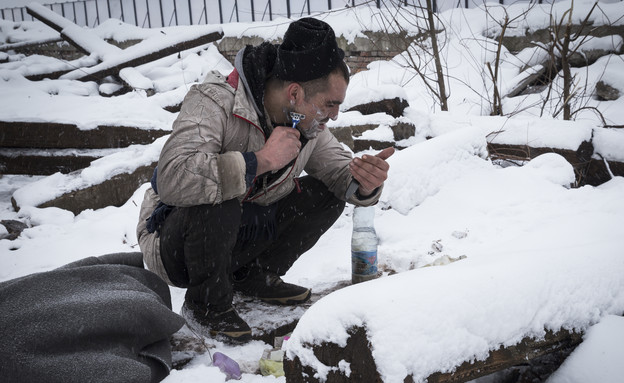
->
<box><xmin>330</xmin><ymin>119</ymin><xmax>416</xmax><ymax>152</ymax></box>
<box><xmin>11</xmin><ymin>163</ymin><xmax>156</xmax><ymax>215</ymax></box>
<box><xmin>10</xmin><ymin>138</ymin><xmax>166</xmax><ymax>215</ymax></box>
<box><xmin>0</xmin><ymin>120</ymin><xmax>170</xmax><ymax>149</ymax></box>
<box><xmin>0</xmin><ymin>148</ymin><xmax>119</xmax><ymax>175</ymax></box>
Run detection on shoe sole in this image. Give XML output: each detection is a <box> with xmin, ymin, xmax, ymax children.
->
<box><xmin>181</xmin><ymin>305</ymin><xmax>252</xmax><ymax>343</ymax></box>
<box><xmin>209</xmin><ymin>330</ymin><xmax>252</xmax><ymax>343</ymax></box>
<box><xmin>257</xmin><ymin>288</ymin><xmax>311</xmax><ymax>305</ymax></box>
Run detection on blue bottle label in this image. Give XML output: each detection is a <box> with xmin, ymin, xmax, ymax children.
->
<box><xmin>351</xmin><ymin>250</ymin><xmax>378</xmax><ymax>276</ymax></box>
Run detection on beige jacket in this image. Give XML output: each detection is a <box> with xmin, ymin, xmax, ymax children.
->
<box><xmin>137</xmin><ymin>70</ymin><xmax>383</xmax><ymax>285</ymax></box>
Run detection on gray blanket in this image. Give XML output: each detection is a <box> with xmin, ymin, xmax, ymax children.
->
<box><xmin>0</xmin><ymin>252</ymin><xmax>186</xmax><ymax>383</ymax></box>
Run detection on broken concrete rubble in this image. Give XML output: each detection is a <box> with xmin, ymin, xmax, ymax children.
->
<box><xmin>24</xmin><ymin>3</ymin><xmax>223</xmax><ymax>87</ymax></box>
<box><xmin>346</xmin><ymin>97</ymin><xmax>409</xmax><ymax>118</ymax></box>
<box><xmin>595</xmin><ymin>80</ymin><xmax>620</xmax><ymax>101</ymax></box>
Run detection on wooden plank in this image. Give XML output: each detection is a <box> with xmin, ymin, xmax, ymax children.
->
<box><xmin>63</xmin><ymin>30</ymin><xmax>224</xmax><ymax>82</ymax></box>
<box><xmin>23</xmin><ymin>3</ymin><xmax>219</xmax><ymax>95</ymax></box>
<box><xmin>0</xmin><ymin>36</ymin><xmax>63</xmax><ymax>52</ymax></box>
<box><xmin>26</xmin><ymin>3</ymin><xmax>120</xmax><ymax>58</ymax></box>
<box><xmin>24</xmin><ymin>69</ymin><xmax>74</xmax><ymax>81</ymax></box>
<box><xmin>118</xmin><ymin>67</ymin><xmax>154</xmax><ymax>93</ymax></box>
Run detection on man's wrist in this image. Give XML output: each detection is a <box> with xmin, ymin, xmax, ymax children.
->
<box><xmin>356</xmin><ymin>186</ymin><xmax>378</xmax><ymax>199</ymax></box>
<box><xmin>254</xmin><ymin>150</ymin><xmax>271</xmax><ymax>175</ymax></box>
<box><xmin>242</xmin><ymin>152</ymin><xmax>258</xmax><ymax>187</ymax></box>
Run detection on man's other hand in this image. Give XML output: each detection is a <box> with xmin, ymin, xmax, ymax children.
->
<box><xmin>349</xmin><ymin>147</ymin><xmax>395</xmax><ymax>197</ymax></box>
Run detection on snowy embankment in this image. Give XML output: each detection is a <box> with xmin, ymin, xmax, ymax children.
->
<box><xmin>284</xmin><ymin>126</ymin><xmax>624</xmax><ymax>382</ymax></box>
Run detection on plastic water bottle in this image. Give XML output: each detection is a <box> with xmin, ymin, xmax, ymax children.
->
<box><xmin>351</xmin><ymin>206</ymin><xmax>379</xmax><ymax>284</ymax></box>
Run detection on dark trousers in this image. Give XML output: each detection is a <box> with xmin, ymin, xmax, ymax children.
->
<box><xmin>159</xmin><ymin>176</ymin><xmax>345</xmax><ymax>308</ymax></box>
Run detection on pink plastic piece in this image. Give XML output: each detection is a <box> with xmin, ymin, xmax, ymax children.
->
<box><xmin>212</xmin><ymin>352</ymin><xmax>242</xmax><ymax>380</ymax></box>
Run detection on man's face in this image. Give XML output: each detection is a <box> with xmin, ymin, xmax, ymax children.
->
<box><xmin>294</xmin><ymin>72</ymin><xmax>347</xmax><ymax>139</ymax></box>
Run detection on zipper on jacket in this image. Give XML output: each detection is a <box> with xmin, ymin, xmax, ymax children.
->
<box><xmin>234</xmin><ymin>114</ymin><xmax>266</xmax><ymax>140</ymax></box>
<box><xmin>262</xmin><ymin>175</ymin><xmax>268</xmax><ymax>195</ymax></box>
<box><xmin>246</xmin><ymin>155</ymin><xmax>299</xmax><ymax>202</ymax></box>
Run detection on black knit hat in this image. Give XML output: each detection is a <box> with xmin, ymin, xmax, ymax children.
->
<box><xmin>274</xmin><ymin>18</ymin><xmax>345</xmax><ymax>82</ymax></box>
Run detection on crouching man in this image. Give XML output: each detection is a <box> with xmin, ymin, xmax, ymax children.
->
<box><xmin>137</xmin><ymin>17</ymin><xmax>393</xmax><ymax>342</ymax></box>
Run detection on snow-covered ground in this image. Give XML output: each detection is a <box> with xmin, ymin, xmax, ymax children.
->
<box><xmin>1</xmin><ymin>1</ymin><xmax>623</xmax><ymax>382</ymax></box>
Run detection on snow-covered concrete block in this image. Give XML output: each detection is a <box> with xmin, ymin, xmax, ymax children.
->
<box><xmin>11</xmin><ymin>137</ymin><xmax>166</xmax><ymax>214</ymax></box>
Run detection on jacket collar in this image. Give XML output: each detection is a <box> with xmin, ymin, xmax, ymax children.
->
<box><xmin>229</xmin><ymin>70</ymin><xmax>274</xmax><ymax>135</ymax></box>
<box><xmin>228</xmin><ymin>70</ymin><xmax>262</xmax><ymax>128</ymax></box>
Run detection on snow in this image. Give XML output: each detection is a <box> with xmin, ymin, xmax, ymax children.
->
<box><xmin>1</xmin><ymin>1</ymin><xmax>624</xmax><ymax>382</ymax></box>
<box><xmin>546</xmin><ymin>315</ymin><xmax>624</xmax><ymax>383</ymax></box>
<box><xmin>288</xmin><ymin>153</ymin><xmax>624</xmax><ymax>382</ymax></box>
<box><xmin>379</xmin><ymin>126</ymin><xmax>492</xmax><ymax>215</ymax></box>
<box><xmin>0</xmin><ymin>84</ymin><xmax>177</xmax><ymax>129</ymax></box>
<box><xmin>593</xmin><ymin>127</ymin><xmax>624</xmax><ymax>162</ymax></box>
<box><xmin>342</xmin><ymin>84</ymin><xmax>409</xmax><ymax>111</ymax></box>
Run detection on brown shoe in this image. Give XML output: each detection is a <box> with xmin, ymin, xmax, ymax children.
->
<box><xmin>233</xmin><ymin>269</ymin><xmax>311</xmax><ymax>305</ymax></box>
<box><xmin>181</xmin><ymin>301</ymin><xmax>251</xmax><ymax>343</ymax></box>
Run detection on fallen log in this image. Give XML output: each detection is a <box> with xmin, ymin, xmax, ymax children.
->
<box><xmin>25</xmin><ymin>68</ymin><xmax>75</xmax><ymax>81</ymax></box>
<box><xmin>283</xmin><ymin>326</ymin><xmax>582</xmax><ymax>383</ymax></box>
